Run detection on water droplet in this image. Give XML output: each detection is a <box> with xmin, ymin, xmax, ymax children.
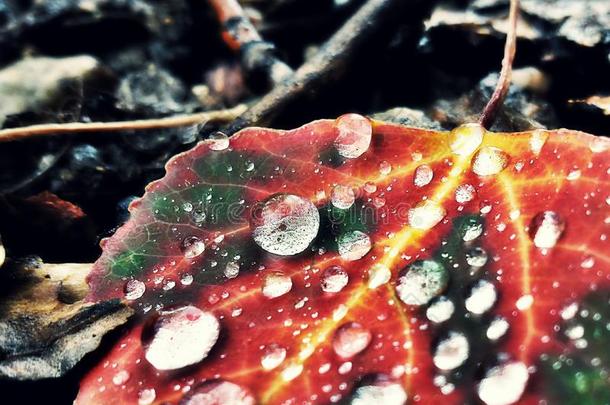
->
<box><xmin>350</xmin><ymin>375</ymin><xmax>408</xmax><ymax>405</ymax></box>
<box><xmin>379</xmin><ymin>161</ymin><xmax>392</xmax><ymax>175</ymax></box>
<box><xmin>181</xmin><ymin>380</ymin><xmax>255</xmax><ymax>405</ymax></box>
<box><xmin>208</xmin><ymin>131</ymin><xmax>230</xmax><ymax>151</ymax></box>
<box><xmin>414</xmin><ymin>165</ymin><xmax>434</xmax><ymax>187</ymax></box>
<box><xmin>321</xmin><ymin>265</ymin><xmax>349</xmax><ymax>293</ymax></box>
<box><xmin>396</xmin><ymin>260</ymin><xmax>448</xmax><ymax>306</ymax></box>
<box><xmin>589</xmin><ymin>137</ymin><xmax>610</xmax><ymax>153</ymax></box>
<box><xmin>487</xmin><ymin>317</ymin><xmax>509</xmax><ymax>340</ymax></box>
<box><xmin>333</xmin><ymin>322</ymin><xmax>372</xmax><ymax>358</ymax></box>
<box><xmin>251</xmin><ymin>194</ymin><xmax>320</xmax><ymax>256</ymax></box>
<box><xmin>465</xmin><ymin>280</ymin><xmax>497</xmax><ymax>315</ymax></box>
<box><xmin>335</xmin><ymin>114</ymin><xmax>372</xmax><ymax>159</ymax></box>
<box><xmin>182</xmin><ymin>202</ymin><xmax>193</xmax><ymax>212</ymax></box>
<box><xmin>448</xmin><ymin>123</ymin><xmax>485</xmax><ymax>156</ymax></box>
<box><xmin>138</xmin><ymin>388</ymin><xmax>156</xmax><ymax>405</ymax></box>
<box><xmin>262</xmin><ymin>271</ymin><xmax>292</xmax><ymax>298</ymax></box>
<box><xmin>337</xmin><ymin>230</ymin><xmax>372</xmax><ymax>261</ymax></box>
<box><xmin>408</xmin><ymin>201</ymin><xmax>446</xmax><ymax>230</ymax></box>
<box><xmin>466</xmin><ymin>247</ymin><xmax>488</xmax><ymax>267</ymax></box>
<box><xmin>580</xmin><ymin>256</ymin><xmax>595</xmax><ymax>269</ymax></box>
<box><xmin>180</xmin><ymin>273</ymin><xmax>194</xmax><ymax>286</ymax></box>
<box><xmin>567</xmin><ymin>169</ymin><xmax>581</xmax><ymax>180</ymax></box>
<box><xmin>426</xmin><ymin>297</ymin><xmax>455</xmax><ymax>323</ymax></box>
<box><xmin>433</xmin><ymin>331</ymin><xmax>469</xmax><ymax>371</ymax></box>
<box><xmin>261</xmin><ymin>344</ymin><xmax>287</xmax><ymax>370</ymax></box>
<box><xmin>368</xmin><ymin>263</ymin><xmax>391</xmax><ymax>289</ymax></box>
<box><xmin>516</xmin><ymin>294</ymin><xmax>534</xmax><ymax>311</ymax></box>
<box><xmin>224</xmin><ymin>261</ymin><xmax>240</xmax><ymax>279</ymax></box>
<box><xmin>529</xmin><ymin>211</ymin><xmax>565</xmax><ymax>249</ymax></box>
<box><xmin>472</xmin><ymin>147</ymin><xmax>509</xmax><ymax>176</ymax></box>
<box><xmin>245</xmin><ymin>161</ymin><xmax>255</xmax><ymax>172</ymax></box>
<box><xmin>112</xmin><ymin>370</ymin><xmax>130</xmax><ymax>386</ymax></box>
<box><xmin>124</xmin><ymin>279</ymin><xmax>146</xmax><ymax>300</ymax></box>
<box><xmin>477</xmin><ymin>362</ymin><xmax>528</xmax><ymax>405</ymax></box>
<box><xmin>529</xmin><ymin>130</ymin><xmax>548</xmax><ymax>155</ymax></box>
<box><xmin>455</xmin><ymin>184</ymin><xmax>476</xmax><ymax>203</ymax></box>
<box><xmin>462</xmin><ymin>223</ymin><xmax>483</xmax><ymax>242</ymax></box>
<box><xmin>181</xmin><ymin>236</ymin><xmax>205</xmax><ymax>259</ymax></box>
<box><xmin>363</xmin><ymin>182</ymin><xmax>377</xmax><ymax>194</ymax></box>
<box><xmin>143</xmin><ymin>306</ymin><xmax>219</xmax><ymax>371</ymax></box>
<box><xmin>281</xmin><ymin>363</ymin><xmax>303</xmax><ymax>381</ymax></box>
<box><xmin>192</xmin><ymin>208</ymin><xmax>206</xmax><ymax>224</ymax></box>
<box><xmin>331</xmin><ymin>185</ymin><xmax>356</xmax><ymax>209</ymax></box>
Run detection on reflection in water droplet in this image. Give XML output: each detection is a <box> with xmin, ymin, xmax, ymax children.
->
<box><xmin>396</xmin><ymin>260</ymin><xmax>448</xmax><ymax>306</ymax></box>
<box><xmin>487</xmin><ymin>317</ymin><xmax>509</xmax><ymax>340</ymax></box>
<box><xmin>350</xmin><ymin>375</ymin><xmax>408</xmax><ymax>405</ymax></box>
<box><xmin>426</xmin><ymin>297</ymin><xmax>454</xmax><ymax>323</ymax></box>
<box><xmin>335</xmin><ymin>114</ymin><xmax>373</xmax><ymax>159</ymax></box>
<box><xmin>466</xmin><ymin>247</ymin><xmax>488</xmax><ymax>267</ymax></box>
<box><xmin>333</xmin><ymin>322</ymin><xmax>372</xmax><ymax>358</ymax></box>
<box><xmin>414</xmin><ymin>165</ymin><xmax>434</xmax><ymax>187</ymax></box>
<box><xmin>448</xmin><ymin>123</ymin><xmax>485</xmax><ymax>156</ymax></box>
<box><xmin>455</xmin><ymin>184</ymin><xmax>476</xmax><ymax>203</ymax></box>
<box><xmin>261</xmin><ymin>344</ymin><xmax>287</xmax><ymax>370</ymax></box>
<box><xmin>331</xmin><ymin>185</ymin><xmax>356</xmax><ymax>209</ymax></box>
<box><xmin>477</xmin><ymin>362</ymin><xmax>528</xmax><ymax>405</ymax></box>
<box><xmin>529</xmin><ymin>211</ymin><xmax>565</xmax><ymax>249</ymax></box>
<box><xmin>181</xmin><ymin>236</ymin><xmax>205</xmax><ymax>259</ymax></box>
<box><xmin>208</xmin><ymin>131</ymin><xmax>230</xmax><ymax>151</ymax></box>
<box><xmin>338</xmin><ymin>230</ymin><xmax>372</xmax><ymax>261</ymax></box>
<box><xmin>262</xmin><ymin>272</ymin><xmax>292</xmax><ymax>298</ymax></box>
<box><xmin>124</xmin><ymin>279</ymin><xmax>146</xmax><ymax>300</ymax></box>
<box><xmin>321</xmin><ymin>266</ymin><xmax>349</xmax><ymax>293</ymax></box>
<box><xmin>529</xmin><ymin>130</ymin><xmax>548</xmax><ymax>155</ymax></box>
<box><xmin>368</xmin><ymin>263</ymin><xmax>391</xmax><ymax>289</ymax></box>
<box><xmin>465</xmin><ymin>280</ymin><xmax>497</xmax><ymax>315</ymax></box>
<box><xmin>251</xmin><ymin>194</ymin><xmax>320</xmax><ymax>256</ymax></box>
<box><xmin>433</xmin><ymin>331</ymin><xmax>469</xmax><ymax>371</ymax></box>
<box><xmin>180</xmin><ymin>380</ymin><xmax>255</xmax><ymax>405</ymax></box>
<box><xmin>472</xmin><ymin>147</ymin><xmax>509</xmax><ymax>176</ymax></box>
<box><xmin>408</xmin><ymin>201</ymin><xmax>446</xmax><ymax>230</ymax></box>
<box><xmin>143</xmin><ymin>306</ymin><xmax>219</xmax><ymax>371</ymax></box>
<box><xmin>224</xmin><ymin>261</ymin><xmax>240</xmax><ymax>279</ymax></box>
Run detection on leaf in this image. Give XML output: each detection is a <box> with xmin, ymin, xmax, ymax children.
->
<box><xmin>78</xmin><ymin>116</ymin><xmax>610</xmax><ymax>404</ymax></box>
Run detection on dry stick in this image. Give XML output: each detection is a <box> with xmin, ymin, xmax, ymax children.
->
<box><xmin>224</xmin><ymin>0</ymin><xmax>406</xmax><ymax>134</ymax></box>
<box><xmin>0</xmin><ymin>104</ymin><xmax>247</xmax><ymax>143</ymax></box>
<box><xmin>478</xmin><ymin>0</ymin><xmax>520</xmax><ymax>129</ymax></box>
<box><xmin>209</xmin><ymin>0</ymin><xmax>293</xmax><ymax>85</ymax></box>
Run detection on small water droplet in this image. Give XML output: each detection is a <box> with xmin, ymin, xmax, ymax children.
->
<box><xmin>245</xmin><ymin>161</ymin><xmax>255</xmax><ymax>172</ymax></box>
<box><xmin>138</xmin><ymin>388</ymin><xmax>156</xmax><ymax>405</ymax></box>
<box><xmin>181</xmin><ymin>380</ymin><xmax>255</xmax><ymax>405</ymax></box>
<box><xmin>426</xmin><ymin>297</ymin><xmax>455</xmax><ymax>323</ymax></box>
<box><xmin>208</xmin><ymin>131</ymin><xmax>230</xmax><ymax>151</ymax></box>
<box><xmin>321</xmin><ymin>265</ymin><xmax>349</xmax><ymax>293</ymax></box>
<box><xmin>433</xmin><ymin>331</ymin><xmax>469</xmax><ymax>371</ymax></box>
<box><xmin>455</xmin><ymin>184</ymin><xmax>476</xmax><ymax>203</ymax></box>
<box><xmin>472</xmin><ymin>147</ymin><xmax>509</xmax><ymax>176</ymax></box>
<box><xmin>529</xmin><ymin>130</ymin><xmax>548</xmax><ymax>155</ymax></box>
<box><xmin>182</xmin><ymin>202</ymin><xmax>193</xmax><ymax>212</ymax></box>
<box><xmin>261</xmin><ymin>344</ymin><xmax>287</xmax><ymax>370</ymax></box>
<box><xmin>281</xmin><ymin>363</ymin><xmax>304</xmax><ymax>381</ymax></box>
<box><xmin>580</xmin><ymin>256</ymin><xmax>595</xmax><ymax>269</ymax></box>
<box><xmin>379</xmin><ymin>161</ymin><xmax>392</xmax><ymax>175</ymax></box>
<box><xmin>414</xmin><ymin>165</ymin><xmax>434</xmax><ymax>187</ymax></box>
<box><xmin>224</xmin><ymin>261</ymin><xmax>240</xmax><ymax>279</ymax></box>
<box><xmin>487</xmin><ymin>317</ymin><xmax>509</xmax><ymax>340</ymax></box>
<box><xmin>124</xmin><ymin>279</ymin><xmax>146</xmax><ymax>300</ymax></box>
<box><xmin>335</xmin><ymin>114</ymin><xmax>372</xmax><ymax>159</ymax></box>
<box><xmin>262</xmin><ymin>272</ymin><xmax>292</xmax><ymax>298</ymax></box>
<box><xmin>337</xmin><ymin>230</ymin><xmax>372</xmax><ymax>261</ymax></box>
<box><xmin>448</xmin><ymin>123</ymin><xmax>485</xmax><ymax>156</ymax></box>
<box><xmin>331</xmin><ymin>185</ymin><xmax>356</xmax><ymax>209</ymax></box>
<box><xmin>396</xmin><ymin>260</ymin><xmax>448</xmax><ymax>306</ymax></box>
<box><xmin>567</xmin><ymin>169</ymin><xmax>581</xmax><ymax>180</ymax></box>
<box><xmin>516</xmin><ymin>294</ymin><xmax>534</xmax><ymax>311</ymax></box>
<box><xmin>368</xmin><ymin>263</ymin><xmax>391</xmax><ymax>289</ymax></box>
<box><xmin>363</xmin><ymin>182</ymin><xmax>377</xmax><ymax>193</ymax></box>
<box><xmin>333</xmin><ymin>322</ymin><xmax>372</xmax><ymax>358</ymax></box>
<box><xmin>529</xmin><ymin>211</ymin><xmax>565</xmax><ymax>249</ymax></box>
<box><xmin>180</xmin><ymin>273</ymin><xmax>194</xmax><ymax>285</ymax></box>
<box><xmin>112</xmin><ymin>370</ymin><xmax>130</xmax><ymax>386</ymax></box>
<box><xmin>350</xmin><ymin>375</ymin><xmax>408</xmax><ymax>405</ymax></box>
<box><xmin>466</xmin><ymin>247</ymin><xmax>488</xmax><ymax>267</ymax></box>
<box><xmin>192</xmin><ymin>208</ymin><xmax>206</xmax><ymax>224</ymax></box>
<box><xmin>463</xmin><ymin>223</ymin><xmax>483</xmax><ymax>242</ymax></box>
<box><xmin>477</xmin><ymin>362</ymin><xmax>528</xmax><ymax>405</ymax></box>
<box><xmin>465</xmin><ymin>280</ymin><xmax>497</xmax><ymax>315</ymax></box>
<box><xmin>589</xmin><ymin>137</ymin><xmax>610</xmax><ymax>153</ymax></box>
<box><xmin>408</xmin><ymin>200</ymin><xmax>446</xmax><ymax>230</ymax></box>
<box><xmin>181</xmin><ymin>236</ymin><xmax>205</xmax><ymax>259</ymax></box>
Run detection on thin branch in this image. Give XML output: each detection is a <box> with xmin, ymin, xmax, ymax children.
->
<box><xmin>209</xmin><ymin>0</ymin><xmax>293</xmax><ymax>86</ymax></box>
<box><xmin>0</xmin><ymin>105</ymin><xmax>247</xmax><ymax>143</ymax></box>
<box><xmin>224</xmin><ymin>0</ymin><xmax>407</xmax><ymax>134</ymax></box>
<box><xmin>478</xmin><ymin>0</ymin><xmax>520</xmax><ymax>129</ymax></box>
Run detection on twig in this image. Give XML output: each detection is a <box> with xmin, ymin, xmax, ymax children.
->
<box><xmin>209</xmin><ymin>0</ymin><xmax>293</xmax><ymax>86</ymax></box>
<box><xmin>0</xmin><ymin>105</ymin><xmax>247</xmax><ymax>143</ymax></box>
<box><xmin>478</xmin><ymin>0</ymin><xmax>520</xmax><ymax>129</ymax></box>
<box><xmin>224</xmin><ymin>0</ymin><xmax>408</xmax><ymax>134</ymax></box>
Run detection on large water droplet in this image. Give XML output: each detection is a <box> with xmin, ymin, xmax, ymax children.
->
<box><xmin>414</xmin><ymin>165</ymin><xmax>434</xmax><ymax>187</ymax></box>
<box><xmin>465</xmin><ymin>280</ymin><xmax>497</xmax><ymax>315</ymax></box>
<box><xmin>350</xmin><ymin>375</ymin><xmax>408</xmax><ymax>405</ymax></box>
<box><xmin>124</xmin><ymin>279</ymin><xmax>146</xmax><ymax>300</ymax></box>
<box><xmin>477</xmin><ymin>362</ymin><xmax>529</xmax><ymax>405</ymax></box>
<box><xmin>181</xmin><ymin>236</ymin><xmax>205</xmax><ymax>259</ymax></box>
<box><xmin>331</xmin><ymin>185</ymin><xmax>356</xmax><ymax>209</ymax></box>
<box><xmin>408</xmin><ymin>201</ymin><xmax>446</xmax><ymax>230</ymax></box>
<box><xmin>426</xmin><ymin>296</ymin><xmax>455</xmax><ymax>323</ymax></box>
<box><xmin>181</xmin><ymin>380</ymin><xmax>255</xmax><ymax>405</ymax></box>
<box><xmin>321</xmin><ymin>265</ymin><xmax>349</xmax><ymax>293</ymax></box>
<box><xmin>337</xmin><ymin>230</ymin><xmax>372</xmax><ymax>261</ymax></box>
<box><xmin>251</xmin><ymin>194</ymin><xmax>320</xmax><ymax>256</ymax></box>
<box><xmin>455</xmin><ymin>184</ymin><xmax>476</xmax><ymax>203</ymax></box>
<box><xmin>433</xmin><ymin>331</ymin><xmax>469</xmax><ymax>371</ymax></box>
<box><xmin>368</xmin><ymin>263</ymin><xmax>391</xmax><ymax>289</ymax></box>
<box><xmin>261</xmin><ymin>344</ymin><xmax>287</xmax><ymax>370</ymax></box>
<box><xmin>472</xmin><ymin>147</ymin><xmax>509</xmax><ymax>176</ymax></box>
<box><xmin>335</xmin><ymin>114</ymin><xmax>372</xmax><ymax>159</ymax></box>
<box><xmin>448</xmin><ymin>123</ymin><xmax>485</xmax><ymax>156</ymax></box>
<box><xmin>208</xmin><ymin>131</ymin><xmax>230</xmax><ymax>151</ymax></box>
<box><xmin>143</xmin><ymin>306</ymin><xmax>219</xmax><ymax>371</ymax></box>
<box><xmin>262</xmin><ymin>271</ymin><xmax>292</xmax><ymax>298</ymax></box>
<box><xmin>396</xmin><ymin>260</ymin><xmax>448</xmax><ymax>306</ymax></box>
<box><xmin>333</xmin><ymin>322</ymin><xmax>372</xmax><ymax>358</ymax></box>
<box><xmin>529</xmin><ymin>211</ymin><xmax>565</xmax><ymax>249</ymax></box>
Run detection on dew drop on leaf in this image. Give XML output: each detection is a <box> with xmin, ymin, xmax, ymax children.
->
<box><xmin>477</xmin><ymin>362</ymin><xmax>528</xmax><ymax>405</ymax></box>
<box><xmin>433</xmin><ymin>331</ymin><xmax>469</xmax><ymax>371</ymax></box>
<box><xmin>321</xmin><ymin>265</ymin><xmax>349</xmax><ymax>293</ymax></box>
<box><xmin>142</xmin><ymin>306</ymin><xmax>219</xmax><ymax>371</ymax></box>
<box><xmin>112</xmin><ymin>370</ymin><xmax>130</xmax><ymax>386</ymax></box>
<box><xmin>455</xmin><ymin>184</ymin><xmax>476</xmax><ymax>203</ymax></box>
<box><xmin>181</xmin><ymin>236</ymin><xmax>205</xmax><ymax>259</ymax></box>
<box><xmin>426</xmin><ymin>296</ymin><xmax>455</xmax><ymax>323</ymax></box>
<box><xmin>408</xmin><ymin>200</ymin><xmax>446</xmax><ymax>230</ymax></box>
<box><xmin>529</xmin><ymin>211</ymin><xmax>565</xmax><ymax>249</ymax></box>
<box><xmin>138</xmin><ymin>388</ymin><xmax>156</xmax><ymax>405</ymax></box>
<box><xmin>192</xmin><ymin>208</ymin><xmax>206</xmax><ymax>224</ymax></box>
<box><xmin>337</xmin><ymin>230</ymin><xmax>372</xmax><ymax>261</ymax></box>
<box><xmin>465</xmin><ymin>280</ymin><xmax>497</xmax><ymax>315</ymax></box>
<box><xmin>224</xmin><ymin>261</ymin><xmax>240</xmax><ymax>279</ymax></box>
<box><xmin>334</xmin><ymin>114</ymin><xmax>372</xmax><ymax>159</ymax></box>
<box><xmin>350</xmin><ymin>375</ymin><xmax>408</xmax><ymax>405</ymax></box>
<box><xmin>331</xmin><ymin>185</ymin><xmax>356</xmax><ymax>209</ymax></box>
<box><xmin>414</xmin><ymin>164</ymin><xmax>434</xmax><ymax>187</ymax></box>
<box><xmin>368</xmin><ymin>263</ymin><xmax>391</xmax><ymax>289</ymax></box>
<box><xmin>333</xmin><ymin>322</ymin><xmax>372</xmax><ymax>359</ymax></box>
<box><xmin>379</xmin><ymin>161</ymin><xmax>392</xmax><ymax>175</ymax></box>
<box><xmin>262</xmin><ymin>271</ymin><xmax>292</xmax><ymax>299</ymax></box>
<box><xmin>462</xmin><ymin>223</ymin><xmax>484</xmax><ymax>242</ymax></box>
<box><xmin>466</xmin><ymin>247</ymin><xmax>488</xmax><ymax>267</ymax></box>
<box><xmin>396</xmin><ymin>260</ymin><xmax>448</xmax><ymax>306</ymax></box>
<box><xmin>472</xmin><ymin>147</ymin><xmax>509</xmax><ymax>176</ymax></box>
<box><xmin>124</xmin><ymin>279</ymin><xmax>146</xmax><ymax>300</ymax></box>
<box><xmin>261</xmin><ymin>344</ymin><xmax>287</xmax><ymax>371</ymax></box>
<box><xmin>529</xmin><ymin>130</ymin><xmax>548</xmax><ymax>155</ymax></box>
<box><xmin>207</xmin><ymin>131</ymin><xmax>230</xmax><ymax>151</ymax></box>
<box><xmin>448</xmin><ymin>123</ymin><xmax>485</xmax><ymax>156</ymax></box>
<box><xmin>486</xmin><ymin>317</ymin><xmax>509</xmax><ymax>341</ymax></box>
<box><xmin>251</xmin><ymin>194</ymin><xmax>320</xmax><ymax>256</ymax></box>
<box><xmin>363</xmin><ymin>182</ymin><xmax>377</xmax><ymax>194</ymax></box>
<box><xmin>180</xmin><ymin>380</ymin><xmax>255</xmax><ymax>405</ymax></box>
